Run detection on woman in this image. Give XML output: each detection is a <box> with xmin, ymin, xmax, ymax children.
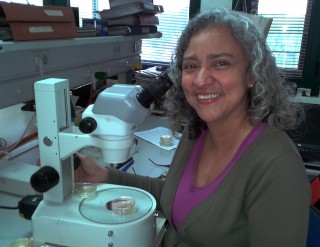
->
<box><xmin>76</xmin><ymin>8</ymin><xmax>311</xmax><ymax>246</ymax></box>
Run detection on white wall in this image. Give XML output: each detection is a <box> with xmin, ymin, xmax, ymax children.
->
<box><xmin>0</xmin><ymin>104</ymin><xmax>37</xmax><ymax>148</ymax></box>
<box><xmin>200</xmin><ymin>0</ymin><xmax>233</xmax><ymax>12</ymax></box>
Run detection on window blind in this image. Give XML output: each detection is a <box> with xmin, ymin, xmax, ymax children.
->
<box><xmin>141</xmin><ymin>0</ymin><xmax>190</xmax><ymax>64</ymax></box>
<box><xmin>258</xmin><ymin>0</ymin><xmax>312</xmax><ymax>79</ymax></box>
<box><xmin>1</xmin><ymin>0</ymin><xmax>42</xmax><ymax>5</ymax></box>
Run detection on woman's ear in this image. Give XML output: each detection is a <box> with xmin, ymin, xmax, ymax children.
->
<box><xmin>246</xmin><ymin>73</ymin><xmax>255</xmax><ymax>88</ymax></box>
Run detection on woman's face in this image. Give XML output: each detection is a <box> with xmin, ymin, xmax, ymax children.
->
<box><xmin>181</xmin><ymin>25</ymin><xmax>252</xmax><ymax>126</ymax></box>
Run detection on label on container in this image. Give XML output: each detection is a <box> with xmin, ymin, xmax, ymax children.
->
<box><xmin>29</xmin><ymin>26</ymin><xmax>54</xmax><ymax>33</ymax></box>
<box><xmin>44</xmin><ymin>10</ymin><xmax>64</xmax><ymax>17</ymax></box>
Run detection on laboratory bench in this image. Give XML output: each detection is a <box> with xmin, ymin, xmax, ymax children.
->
<box><xmin>1</xmin><ymin>112</ymin><xmax>320</xmax><ymax>246</ymax></box>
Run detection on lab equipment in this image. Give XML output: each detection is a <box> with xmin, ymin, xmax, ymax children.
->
<box><xmin>286</xmin><ymin>103</ymin><xmax>320</xmax><ymax>163</ymax></box>
<box><xmin>30</xmin><ymin>73</ymin><xmax>172</xmax><ymax>247</ymax></box>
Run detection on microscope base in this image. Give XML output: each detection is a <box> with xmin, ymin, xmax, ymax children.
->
<box><xmin>32</xmin><ymin>184</ymin><xmax>157</xmax><ymax>247</ymax></box>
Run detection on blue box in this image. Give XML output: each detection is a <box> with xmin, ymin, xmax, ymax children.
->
<box><xmin>82</xmin><ymin>18</ymin><xmax>108</xmax><ymax>36</ymax></box>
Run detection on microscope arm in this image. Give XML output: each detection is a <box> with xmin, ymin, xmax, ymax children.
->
<box><xmin>58</xmin><ymin>126</ymin><xmax>133</xmax><ymax>162</ymax></box>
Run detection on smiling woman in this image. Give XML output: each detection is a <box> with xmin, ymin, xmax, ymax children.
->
<box><xmin>76</xmin><ymin>7</ymin><xmax>311</xmax><ymax>247</ymax></box>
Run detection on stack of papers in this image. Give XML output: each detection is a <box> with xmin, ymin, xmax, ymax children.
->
<box><xmin>135</xmin><ymin>66</ymin><xmax>161</xmax><ymax>85</ymax></box>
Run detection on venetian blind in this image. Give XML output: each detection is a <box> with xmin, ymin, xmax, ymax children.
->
<box><xmin>141</xmin><ymin>0</ymin><xmax>190</xmax><ymax>64</ymax></box>
<box><xmin>258</xmin><ymin>0</ymin><xmax>312</xmax><ymax>79</ymax></box>
<box><xmin>1</xmin><ymin>0</ymin><xmax>42</xmax><ymax>5</ymax></box>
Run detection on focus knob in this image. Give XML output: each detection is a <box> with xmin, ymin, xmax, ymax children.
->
<box><xmin>79</xmin><ymin>117</ymin><xmax>97</xmax><ymax>134</ymax></box>
<box><xmin>30</xmin><ymin>166</ymin><xmax>59</xmax><ymax>193</ymax></box>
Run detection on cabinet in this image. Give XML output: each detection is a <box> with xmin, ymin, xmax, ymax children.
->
<box><xmin>0</xmin><ymin>33</ymin><xmax>161</xmax><ymax>109</ymax></box>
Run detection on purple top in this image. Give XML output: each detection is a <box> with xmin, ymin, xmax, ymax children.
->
<box><xmin>172</xmin><ymin>123</ymin><xmax>267</xmax><ymax>228</ymax></box>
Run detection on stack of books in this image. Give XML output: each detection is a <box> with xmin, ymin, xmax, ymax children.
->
<box><xmin>99</xmin><ymin>0</ymin><xmax>164</xmax><ymax>36</ymax></box>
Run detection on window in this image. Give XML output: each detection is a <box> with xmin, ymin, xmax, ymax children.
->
<box><xmin>70</xmin><ymin>0</ymin><xmax>109</xmax><ymax>25</ymax></box>
<box><xmin>141</xmin><ymin>0</ymin><xmax>190</xmax><ymax>65</ymax></box>
<box><xmin>258</xmin><ymin>0</ymin><xmax>312</xmax><ymax>80</ymax></box>
<box><xmin>1</xmin><ymin>0</ymin><xmax>42</xmax><ymax>5</ymax></box>
<box><xmin>258</xmin><ymin>0</ymin><xmax>320</xmax><ymax>96</ymax></box>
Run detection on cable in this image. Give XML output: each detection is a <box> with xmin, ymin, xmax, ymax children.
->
<box><xmin>0</xmin><ymin>205</ymin><xmax>18</xmax><ymax>210</ymax></box>
<box><xmin>0</xmin><ymin>131</ymin><xmax>38</xmax><ymax>160</ymax></box>
<box><xmin>158</xmin><ymin>171</ymin><xmax>168</xmax><ymax>179</ymax></box>
<box><xmin>6</xmin><ymin>113</ymin><xmax>36</xmax><ymax>151</ymax></box>
<box><xmin>148</xmin><ymin>158</ymin><xmax>171</xmax><ymax>168</ymax></box>
<box><xmin>0</xmin><ymin>113</ymin><xmax>37</xmax><ymax>160</ymax></box>
<box><xmin>34</xmin><ymin>56</ymin><xmax>44</xmax><ymax>79</ymax></box>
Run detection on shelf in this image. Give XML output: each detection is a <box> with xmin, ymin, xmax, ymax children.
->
<box><xmin>0</xmin><ymin>33</ymin><xmax>162</xmax><ymax>53</ymax></box>
<box><xmin>290</xmin><ymin>96</ymin><xmax>320</xmax><ymax>105</ymax></box>
<box><xmin>0</xmin><ymin>33</ymin><xmax>161</xmax><ymax>109</ymax></box>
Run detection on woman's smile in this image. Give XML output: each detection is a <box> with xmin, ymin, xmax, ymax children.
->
<box><xmin>197</xmin><ymin>93</ymin><xmax>220</xmax><ymax>100</ymax></box>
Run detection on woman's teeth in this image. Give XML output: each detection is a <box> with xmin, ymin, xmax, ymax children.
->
<box><xmin>197</xmin><ymin>94</ymin><xmax>220</xmax><ymax>100</ymax></box>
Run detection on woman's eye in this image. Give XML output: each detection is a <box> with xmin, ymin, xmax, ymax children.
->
<box><xmin>183</xmin><ymin>64</ymin><xmax>198</xmax><ymax>71</ymax></box>
<box><xmin>215</xmin><ymin>61</ymin><xmax>230</xmax><ymax>67</ymax></box>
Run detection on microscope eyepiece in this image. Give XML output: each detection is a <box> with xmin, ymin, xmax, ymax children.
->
<box><xmin>79</xmin><ymin>117</ymin><xmax>97</xmax><ymax>134</ymax></box>
<box><xmin>136</xmin><ymin>72</ymin><xmax>173</xmax><ymax>109</ymax></box>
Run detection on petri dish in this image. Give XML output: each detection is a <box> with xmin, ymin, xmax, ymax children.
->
<box><xmin>74</xmin><ymin>183</ymin><xmax>97</xmax><ymax>199</ymax></box>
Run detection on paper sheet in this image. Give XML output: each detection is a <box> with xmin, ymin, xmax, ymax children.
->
<box><xmin>134</xmin><ymin>127</ymin><xmax>180</xmax><ymax>150</ymax></box>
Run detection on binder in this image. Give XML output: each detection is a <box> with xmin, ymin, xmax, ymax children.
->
<box><xmin>99</xmin><ymin>2</ymin><xmax>164</xmax><ymax>19</ymax></box>
<box><xmin>8</xmin><ymin>22</ymin><xmax>77</xmax><ymax>41</ymax></box>
<box><xmin>104</xmin><ymin>14</ymin><xmax>159</xmax><ymax>26</ymax></box>
<box><xmin>0</xmin><ymin>2</ymin><xmax>77</xmax><ymax>41</ymax></box>
<box><xmin>0</xmin><ymin>2</ymin><xmax>75</xmax><ymax>22</ymax></box>
<box><xmin>107</xmin><ymin>25</ymin><xmax>158</xmax><ymax>36</ymax></box>
<box><xmin>109</xmin><ymin>0</ymin><xmax>153</xmax><ymax>8</ymax></box>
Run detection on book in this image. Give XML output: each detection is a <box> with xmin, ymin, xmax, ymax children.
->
<box><xmin>103</xmin><ymin>14</ymin><xmax>159</xmax><ymax>26</ymax></box>
<box><xmin>77</xmin><ymin>27</ymin><xmax>97</xmax><ymax>38</ymax></box>
<box><xmin>109</xmin><ymin>0</ymin><xmax>153</xmax><ymax>8</ymax></box>
<box><xmin>107</xmin><ymin>25</ymin><xmax>158</xmax><ymax>36</ymax></box>
<box><xmin>99</xmin><ymin>2</ymin><xmax>164</xmax><ymax>19</ymax></box>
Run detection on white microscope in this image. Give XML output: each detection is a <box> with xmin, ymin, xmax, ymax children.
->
<box><xmin>29</xmin><ymin>73</ymin><xmax>172</xmax><ymax>247</ymax></box>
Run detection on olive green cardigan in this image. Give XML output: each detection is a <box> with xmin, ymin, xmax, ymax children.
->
<box><xmin>108</xmin><ymin>125</ymin><xmax>311</xmax><ymax>247</ymax></box>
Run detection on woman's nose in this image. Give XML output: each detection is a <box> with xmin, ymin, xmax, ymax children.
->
<box><xmin>194</xmin><ymin>68</ymin><xmax>213</xmax><ymax>87</ymax></box>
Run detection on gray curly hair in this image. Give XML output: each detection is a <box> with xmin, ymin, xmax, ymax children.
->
<box><xmin>163</xmin><ymin>7</ymin><xmax>304</xmax><ymax>139</ymax></box>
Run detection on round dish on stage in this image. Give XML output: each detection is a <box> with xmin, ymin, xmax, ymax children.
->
<box><xmin>79</xmin><ymin>187</ymin><xmax>155</xmax><ymax>224</ymax></box>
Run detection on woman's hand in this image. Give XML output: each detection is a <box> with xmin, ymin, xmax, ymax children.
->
<box><xmin>74</xmin><ymin>152</ymin><xmax>109</xmax><ymax>183</ymax></box>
